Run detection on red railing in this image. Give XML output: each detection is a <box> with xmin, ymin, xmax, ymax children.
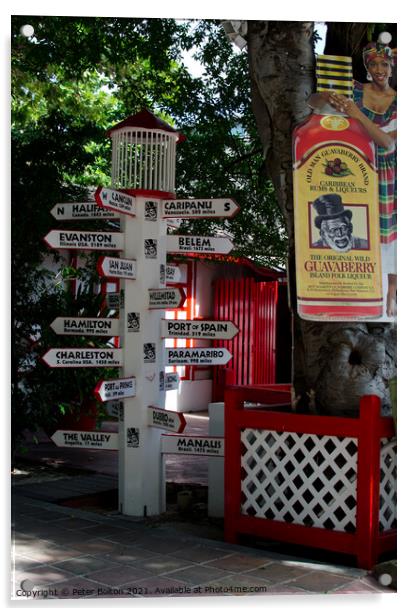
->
<box><xmin>224</xmin><ymin>385</ymin><xmax>396</xmax><ymax>569</ymax></box>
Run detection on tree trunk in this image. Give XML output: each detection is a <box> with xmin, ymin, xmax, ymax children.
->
<box><xmin>247</xmin><ymin>20</ymin><xmax>396</xmax><ymax>416</ymax></box>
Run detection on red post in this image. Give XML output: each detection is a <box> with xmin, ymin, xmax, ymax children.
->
<box><xmin>356</xmin><ymin>395</ymin><xmax>382</xmax><ymax>569</ymax></box>
<box><xmin>224</xmin><ymin>386</ymin><xmax>244</xmax><ymax>543</ymax></box>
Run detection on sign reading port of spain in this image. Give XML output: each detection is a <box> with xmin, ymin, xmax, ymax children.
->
<box><xmin>44</xmin><ymin>230</ymin><xmax>124</xmax><ymax>251</ymax></box>
<box><xmin>161</xmin><ymin>198</ymin><xmax>240</xmax><ymax>219</ymax></box>
<box><xmin>51</xmin><ymin>430</ymin><xmax>119</xmax><ymax>450</ymax></box>
<box><xmin>148</xmin><ymin>288</ymin><xmax>186</xmax><ymax>309</ymax></box>
<box><xmin>50</xmin><ymin>317</ymin><xmax>120</xmax><ymax>337</ymax></box>
<box><xmin>166</xmin><ymin>235</ymin><xmax>233</xmax><ymax>255</ymax></box>
<box><xmin>161</xmin><ymin>319</ymin><xmax>238</xmax><ymax>340</ymax></box>
<box><xmin>42</xmin><ymin>348</ymin><xmax>123</xmax><ymax>368</ymax></box>
<box><xmin>166</xmin><ymin>348</ymin><xmax>232</xmax><ymax>366</ymax></box>
<box><xmin>94</xmin><ymin>377</ymin><xmax>136</xmax><ymax>403</ymax></box>
<box><xmin>97</xmin><ymin>256</ymin><xmax>137</xmax><ymax>280</ymax></box>
<box><xmin>161</xmin><ymin>435</ymin><xmax>225</xmax><ymax>457</ymax></box>
<box><xmin>95</xmin><ymin>186</ymin><xmax>136</xmax><ymax>217</ymax></box>
<box><xmin>50</xmin><ymin>202</ymin><xmax>118</xmax><ymax>220</ymax></box>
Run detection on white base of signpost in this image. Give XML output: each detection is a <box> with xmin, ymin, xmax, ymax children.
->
<box><xmin>207</xmin><ymin>403</ymin><xmax>225</xmax><ymax>518</ymax></box>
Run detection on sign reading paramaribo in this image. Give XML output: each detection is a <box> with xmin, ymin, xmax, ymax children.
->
<box><xmin>166</xmin><ymin>347</ymin><xmax>232</xmax><ymax>366</ymax></box>
<box><xmin>51</xmin><ymin>430</ymin><xmax>119</xmax><ymax>450</ymax></box>
<box><xmin>94</xmin><ymin>377</ymin><xmax>136</xmax><ymax>403</ymax></box>
<box><xmin>42</xmin><ymin>348</ymin><xmax>123</xmax><ymax>368</ymax></box>
<box><xmin>148</xmin><ymin>288</ymin><xmax>186</xmax><ymax>309</ymax></box>
<box><xmin>50</xmin><ymin>202</ymin><xmax>118</xmax><ymax>220</ymax></box>
<box><xmin>95</xmin><ymin>186</ymin><xmax>136</xmax><ymax>217</ymax></box>
<box><xmin>161</xmin><ymin>198</ymin><xmax>239</xmax><ymax>219</ymax></box>
<box><xmin>43</xmin><ymin>230</ymin><xmax>124</xmax><ymax>251</ymax></box>
<box><xmin>293</xmin><ymin>115</ymin><xmax>383</xmax><ymax>321</ymax></box>
<box><xmin>161</xmin><ymin>434</ymin><xmax>225</xmax><ymax>457</ymax></box>
<box><xmin>161</xmin><ymin>319</ymin><xmax>239</xmax><ymax>340</ymax></box>
<box><xmin>147</xmin><ymin>406</ymin><xmax>186</xmax><ymax>434</ymax></box>
<box><xmin>166</xmin><ymin>235</ymin><xmax>233</xmax><ymax>255</ymax></box>
<box><xmin>50</xmin><ymin>317</ymin><xmax>120</xmax><ymax>337</ymax></box>
<box><xmin>97</xmin><ymin>256</ymin><xmax>137</xmax><ymax>280</ymax></box>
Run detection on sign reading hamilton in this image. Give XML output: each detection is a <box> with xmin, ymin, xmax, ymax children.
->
<box><xmin>50</xmin><ymin>317</ymin><xmax>119</xmax><ymax>337</ymax></box>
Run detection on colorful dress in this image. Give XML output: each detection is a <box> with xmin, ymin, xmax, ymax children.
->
<box><xmin>353</xmin><ymin>81</ymin><xmax>397</xmax><ymax>245</ymax></box>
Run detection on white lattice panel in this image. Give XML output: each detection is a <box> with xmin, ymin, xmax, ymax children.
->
<box><xmin>240</xmin><ymin>429</ymin><xmax>358</xmax><ymax>532</ymax></box>
<box><xmin>379</xmin><ymin>438</ymin><xmax>397</xmax><ymax>532</ymax></box>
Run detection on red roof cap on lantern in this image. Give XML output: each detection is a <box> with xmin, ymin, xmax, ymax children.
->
<box><xmin>107</xmin><ymin>109</ymin><xmax>186</xmax><ymax>142</ymax></box>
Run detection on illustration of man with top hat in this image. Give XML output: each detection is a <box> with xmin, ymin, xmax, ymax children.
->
<box><xmin>312</xmin><ymin>194</ymin><xmax>368</xmax><ymax>252</ymax></box>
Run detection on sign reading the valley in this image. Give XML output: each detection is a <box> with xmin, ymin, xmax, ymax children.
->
<box><xmin>147</xmin><ymin>406</ymin><xmax>186</xmax><ymax>433</ymax></box>
<box><xmin>166</xmin><ymin>348</ymin><xmax>232</xmax><ymax>366</ymax></box>
<box><xmin>50</xmin><ymin>317</ymin><xmax>120</xmax><ymax>337</ymax></box>
<box><xmin>42</xmin><ymin>348</ymin><xmax>123</xmax><ymax>368</ymax></box>
<box><xmin>166</xmin><ymin>235</ymin><xmax>233</xmax><ymax>255</ymax></box>
<box><xmin>51</xmin><ymin>430</ymin><xmax>119</xmax><ymax>450</ymax></box>
<box><xmin>161</xmin><ymin>319</ymin><xmax>238</xmax><ymax>340</ymax></box>
<box><xmin>148</xmin><ymin>288</ymin><xmax>186</xmax><ymax>309</ymax></box>
<box><xmin>50</xmin><ymin>202</ymin><xmax>118</xmax><ymax>220</ymax></box>
<box><xmin>161</xmin><ymin>198</ymin><xmax>240</xmax><ymax>219</ymax></box>
<box><xmin>95</xmin><ymin>186</ymin><xmax>136</xmax><ymax>217</ymax></box>
<box><xmin>98</xmin><ymin>256</ymin><xmax>137</xmax><ymax>280</ymax></box>
<box><xmin>44</xmin><ymin>230</ymin><xmax>124</xmax><ymax>251</ymax></box>
<box><xmin>161</xmin><ymin>435</ymin><xmax>225</xmax><ymax>456</ymax></box>
<box><xmin>94</xmin><ymin>377</ymin><xmax>136</xmax><ymax>402</ymax></box>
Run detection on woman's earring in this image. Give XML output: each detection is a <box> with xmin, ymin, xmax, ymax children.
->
<box><xmin>366</xmin><ymin>72</ymin><xmax>373</xmax><ymax>81</ymax></box>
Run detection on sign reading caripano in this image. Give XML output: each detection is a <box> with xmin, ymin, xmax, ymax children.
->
<box><xmin>161</xmin><ymin>198</ymin><xmax>239</xmax><ymax>219</ymax></box>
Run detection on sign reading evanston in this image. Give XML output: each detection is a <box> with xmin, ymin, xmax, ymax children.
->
<box><xmin>161</xmin><ymin>434</ymin><xmax>225</xmax><ymax>456</ymax></box>
<box><xmin>95</xmin><ymin>186</ymin><xmax>136</xmax><ymax>217</ymax></box>
<box><xmin>44</xmin><ymin>230</ymin><xmax>124</xmax><ymax>251</ymax></box>
<box><xmin>166</xmin><ymin>347</ymin><xmax>232</xmax><ymax>366</ymax></box>
<box><xmin>51</xmin><ymin>430</ymin><xmax>119</xmax><ymax>450</ymax></box>
<box><xmin>148</xmin><ymin>288</ymin><xmax>186</xmax><ymax>309</ymax></box>
<box><xmin>166</xmin><ymin>235</ymin><xmax>233</xmax><ymax>255</ymax></box>
<box><xmin>42</xmin><ymin>348</ymin><xmax>123</xmax><ymax>368</ymax></box>
<box><xmin>94</xmin><ymin>377</ymin><xmax>136</xmax><ymax>402</ymax></box>
<box><xmin>161</xmin><ymin>319</ymin><xmax>238</xmax><ymax>340</ymax></box>
<box><xmin>98</xmin><ymin>256</ymin><xmax>137</xmax><ymax>279</ymax></box>
<box><xmin>147</xmin><ymin>406</ymin><xmax>186</xmax><ymax>433</ymax></box>
<box><xmin>161</xmin><ymin>198</ymin><xmax>239</xmax><ymax>219</ymax></box>
<box><xmin>50</xmin><ymin>317</ymin><xmax>120</xmax><ymax>337</ymax></box>
<box><xmin>50</xmin><ymin>202</ymin><xmax>118</xmax><ymax>220</ymax></box>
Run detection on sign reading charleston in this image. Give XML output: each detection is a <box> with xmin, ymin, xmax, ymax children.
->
<box><xmin>95</xmin><ymin>186</ymin><xmax>136</xmax><ymax>217</ymax></box>
<box><xmin>94</xmin><ymin>377</ymin><xmax>136</xmax><ymax>402</ymax></box>
<box><xmin>44</xmin><ymin>230</ymin><xmax>124</xmax><ymax>251</ymax></box>
<box><xmin>166</xmin><ymin>235</ymin><xmax>233</xmax><ymax>255</ymax></box>
<box><xmin>148</xmin><ymin>288</ymin><xmax>186</xmax><ymax>309</ymax></box>
<box><xmin>97</xmin><ymin>256</ymin><xmax>137</xmax><ymax>280</ymax></box>
<box><xmin>161</xmin><ymin>319</ymin><xmax>238</xmax><ymax>340</ymax></box>
<box><xmin>51</xmin><ymin>430</ymin><xmax>119</xmax><ymax>450</ymax></box>
<box><xmin>50</xmin><ymin>317</ymin><xmax>120</xmax><ymax>337</ymax></box>
<box><xmin>166</xmin><ymin>348</ymin><xmax>232</xmax><ymax>366</ymax></box>
<box><xmin>50</xmin><ymin>202</ymin><xmax>118</xmax><ymax>220</ymax></box>
<box><xmin>42</xmin><ymin>348</ymin><xmax>123</xmax><ymax>368</ymax></box>
<box><xmin>162</xmin><ymin>198</ymin><xmax>240</xmax><ymax>219</ymax></box>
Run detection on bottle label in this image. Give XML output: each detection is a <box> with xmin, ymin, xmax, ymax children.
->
<box><xmin>293</xmin><ymin>139</ymin><xmax>383</xmax><ymax>320</ymax></box>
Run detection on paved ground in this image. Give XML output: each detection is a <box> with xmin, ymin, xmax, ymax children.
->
<box><xmin>11</xmin><ymin>412</ymin><xmax>396</xmax><ymax>601</ymax></box>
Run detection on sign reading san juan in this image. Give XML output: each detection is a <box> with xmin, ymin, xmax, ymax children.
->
<box><xmin>50</xmin><ymin>317</ymin><xmax>120</xmax><ymax>337</ymax></box>
<box><xmin>94</xmin><ymin>377</ymin><xmax>136</xmax><ymax>403</ymax></box>
<box><xmin>161</xmin><ymin>319</ymin><xmax>238</xmax><ymax>340</ymax></box>
<box><xmin>161</xmin><ymin>435</ymin><xmax>225</xmax><ymax>457</ymax></box>
<box><xmin>98</xmin><ymin>256</ymin><xmax>137</xmax><ymax>280</ymax></box>
<box><xmin>42</xmin><ymin>348</ymin><xmax>123</xmax><ymax>368</ymax></box>
<box><xmin>51</xmin><ymin>430</ymin><xmax>119</xmax><ymax>450</ymax></box>
<box><xmin>95</xmin><ymin>186</ymin><xmax>136</xmax><ymax>217</ymax></box>
<box><xmin>148</xmin><ymin>288</ymin><xmax>186</xmax><ymax>309</ymax></box>
<box><xmin>166</xmin><ymin>348</ymin><xmax>232</xmax><ymax>366</ymax></box>
<box><xmin>147</xmin><ymin>406</ymin><xmax>186</xmax><ymax>434</ymax></box>
<box><xmin>161</xmin><ymin>198</ymin><xmax>240</xmax><ymax>219</ymax></box>
<box><xmin>44</xmin><ymin>230</ymin><xmax>124</xmax><ymax>251</ymax></box>
<box><xmin>50</xmin><ymin>202</ymin><xmax>118</xmax><ymax>220</ymax></box>
<box><xmin>167</xmin><ymin>235</ymin><xmax>233</xmax><ymax>255</ymax></box>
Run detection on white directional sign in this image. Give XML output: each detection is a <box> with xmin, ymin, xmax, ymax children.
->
<box><xmin>166</xmin><ymin>265</ymin><xmax>181</xmax><ymax>283</ymax></box>
<box><xmin>106</xmin><ymin>293</ymin><xmax>121</xmax><ymax>311</ymax></box>
<box><xmin>44</xmin><ymin>230</ymin><xmax>124</xmax><ymax>251</ymax></box>
<box><xmin>166</xmin><ymin>235</ymin><xmax>233</xmax><ymax>255</ymax></box>
<box><xmin>161</xmin><ymin>435</ymin><xmax>225</xmax><ymax>457</ymax></box>
<box><xmin>147</xmin><ymin>406</ymin><xmax>186</xmax><ymax>434</ymax></box>
<box><xmin>95</xmin><ymin>186</ymin><xmax>136</xmax><ymax>217</ymax></box>
<box><xmin>51</xmin><ymin>430</ymin><xmax>119</xmax><ymax>450</ymax></box>
<box><xmin>50</xmin><ymin>202</ymin><xmax>118</xmax><ymax>220</ymax></box>
<box><xmin>148</xmin><ymin>288</ymin><xmax>186</xmax><ymax>309</ymax></box>
<box><xmin>94</xmin><ymin>377</ymin><xmax>136</xmax><ymax>402</ymax></box>
<box><xmin>106</xmin><ymin>400</ymin><xmax>124</xmax><ymax>419</ymax></box>
<box><xmin>162</xmin><ymin>198</ymin><xmax>240</xmax><ymax>219</ymax></box>
<box><xmin>98</xmin><ymin>256</ymin><xmax>137</xmax><ymax>280</ymax></box>
<box><xmin>42</xmin><ymin>348</ymin><xmax>123</xmax><ymax>368</ymax></box>
<box><xmin>50</xmin><ymin>317</ymin><xmax>120</xmax><ymax>337</ymax></box>
<box><xmin>160</xmin><ymin>371</ymin><xmax>180</xmax><ymax>391</ymax></box>
<box><xmin>161</xmin><ymin>319</ymin><xmax>238</xmax><ymax>340</ymax></box>
<box><xmin>166</xmin><ymin>347</ymin><xmax>232</xmax><ymax>366</ymax></box>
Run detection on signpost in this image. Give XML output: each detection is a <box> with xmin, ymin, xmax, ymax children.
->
<box><xmin>50</xmin><ymin>317</ymin><xmax>120</xmax><ymax>337</ymax></box>
<box><xmin>98</xmin><ymin>256</ymin><xmax>137</xmax><ymax>280</ymax></box>
<box><xmin>166</xmin><ymin>235</ymin><xmax>233</xmax><ymax>255</ymax></box>
<box><xmin>161</xmin><ymin>198</ymin><xmax>239</xmax><ymax>219</ymax></box>
<box><xmin>160</xmin><ymin>371</ymin><xmax>180</xmax><ymax>391</ymax></box>
<box><xmin>166</xmin><ymin>347</ymin><xmax>232</xmax><ymax>366</ymax></box>
<box><xmin>106</xmin><ymin>400</ymin><xmax>124</xmax><ymax>419</ymax></box>
<box><xmin>161</xmin><ymin>319</ymin><xmax>238</xmax><ymax>340</ymax></box>
<box><xmin>44</xmin><ymin>230</ymin><xmax>124</xmax><ymax>251</ymax></box>
<box><xmin>51</xmin><ymin>430</ymin><xmax>119</xmax><ymax>450</ymax></box>
<box><xmin>94</xmin><ymin>377</ymin><xmax>136</xmax><ymax>403</ymax></box>
<box><xmin>147</xmin><ymin>406</ymin><xmax>186</xmax><ymax>433</ymax></box>
<box><xmin>95</xmin><ymin>186</ymin><xmax>136</xmax><ymax>217</ymax></box>
<box><xmin>166</xmin><ymin>265</ymin><xmax>181</xmax><ymax>283</ymax></box>
<box><xmin>161</xmin><ymin>434</ymin><xmax>225</xmax><ymax>456</ymax></box>
<box><xmin>42</xmin><ymin>348</ymin><xmax>123</xmax><ymax>368</ymax></box>
<box><xmin>106</xmin><ymin>293</ymin><xmax>121</xmax><ymax>311</ymax></box>
<box><xmin>148</xmin><ymin>287</ymin><xmax>186</xmax><ymax>309</ymax></box>
<box><xmin>50</xmin><ymin>202</ymin><xmax>118</xmax><ymax>220</ymax></box>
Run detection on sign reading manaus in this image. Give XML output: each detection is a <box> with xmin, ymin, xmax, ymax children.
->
<box><xmin>293</xmin><ymin>116</ymin><xmax>383</xmax><ymax>321</ymax></box>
